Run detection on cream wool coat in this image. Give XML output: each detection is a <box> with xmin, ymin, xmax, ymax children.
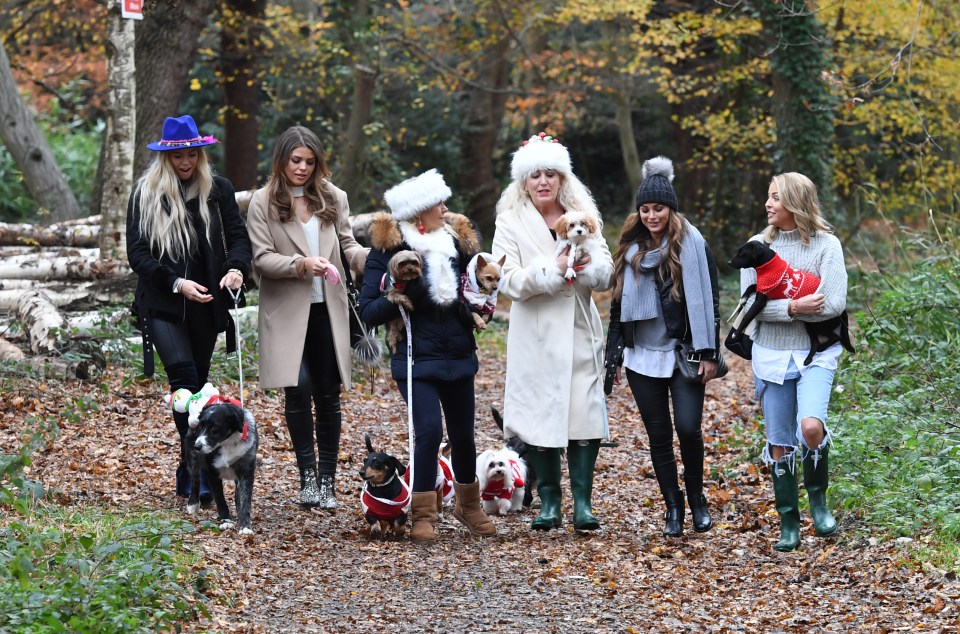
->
<box><xmin>247</xmin><ymin>184</ymin><xmax>367</xmax><ymax>389</ymax></box>
<box><xmin>492</xmin><ymin>199</ymin><xmax>614</xmax><ymax>448</ymax></box>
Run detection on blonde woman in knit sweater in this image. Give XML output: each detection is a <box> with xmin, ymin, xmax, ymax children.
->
<box><xmin>740</xmin><ymin>172</ymin><xmax>846</xmax><ymax>552</ymax></box>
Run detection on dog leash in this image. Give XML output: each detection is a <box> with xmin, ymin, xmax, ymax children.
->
<box><xmin>400</xmin><ymin>304</ymin><xmax>414</xmax><ymax>502</ymax></box>
<box><xmin>227</xmin><ymin>286</ymin><xmax>245</xmax><ymax>410</ymax></box>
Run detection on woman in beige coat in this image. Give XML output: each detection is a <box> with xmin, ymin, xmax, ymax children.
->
<box><xmin>247</xmin><ymin>126</ymin><xmax>367</xmax><ymax>509</ymax></box>
<box><xmin>491</xmin><ymin>132</ymin><xmax>614</xmax><ymax>531</ymax></box>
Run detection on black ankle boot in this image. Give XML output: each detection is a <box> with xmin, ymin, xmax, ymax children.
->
<box><xmin>689</xmin><ymin>493</ymin><xmax>713</xmax><ymax>533</ymax></box>
<box><xmin>663</xmin><ymin>490</ymin><xmax>685</xmax><ymax>537</ymax></box>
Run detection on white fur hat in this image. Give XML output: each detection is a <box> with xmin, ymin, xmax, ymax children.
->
<box><xmin>510</xmin><ymin>132</ymin><xmax>572</xmax><ymax>182</ymax></box>
<box><xmin>383</xmin><ymin>168</ymin><xmax>452</xmax><ymax>222</ymax></box>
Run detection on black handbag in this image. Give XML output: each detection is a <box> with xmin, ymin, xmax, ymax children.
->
<box><xmin>339</xmin><ymin>244</ymin><xmax>382</xmax><ymax>366</ymax></box>
<box><xmin>724</xmin><ymin>285</ymin><xmax>757</xmax><ymax>360</ymax></box>
<box><xmin>675</xmin><ymin>341</ymin><xmax>728</xmax><ymax>383</ymax></box>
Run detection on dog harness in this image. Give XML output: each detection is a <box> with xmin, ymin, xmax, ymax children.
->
<box><xmin>361</xmin><ymin>477</ymin><xmax>411</xmax><ymax>521</ymax></box>
<box><xmin>481</xmin><ymin>459</ymin><xmax>525</xmax><ymax>502</ymax></box>
<box><xmin>755</xmin><ymin>253</ymin><xmax>820</xmax><ymax>300</ymax></box>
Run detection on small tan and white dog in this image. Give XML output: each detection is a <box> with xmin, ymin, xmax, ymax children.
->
<box><xmin>553</xmin><ymin>211</ymin><xmax>602</xmax><ymax>281</ymax></box>
<box><xmin>461</xmin><ymin>252</ymin><xmax>505</xmax><ymax>332</ymax></box>
<box><xmin>476</xmin><ymin>447</ymin><xmax>527</xmax><ymax>515</ymax></box>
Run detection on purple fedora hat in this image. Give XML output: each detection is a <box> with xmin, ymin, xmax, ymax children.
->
<box><xmin>147</xmin><ymin>115</ymin><xmax>219</xmax><ymax>151</ymax></box>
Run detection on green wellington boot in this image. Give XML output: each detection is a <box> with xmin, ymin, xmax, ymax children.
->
<box><xmin>568</xmin><ymin>440</ymin><xmax>601</xmax><ymax>531</ymax></box>
<box><xmin>772</xmin><ymin>463</ymin><xmax>801</xmax><ymax>552</ymax></box>
<box><xmin>803</xmin><ymin>447</ymin><xmax>838</xmax><ymax>537</ymax></box>
<box><xmin>526</xmin><ymin>447</ymin><xmax>562</xmax><ymax>530</ymax></box>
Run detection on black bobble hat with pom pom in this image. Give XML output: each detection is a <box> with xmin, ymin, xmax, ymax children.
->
<box><xmin>635</xmin><ymin>156</ymin><xmax>679</xmax><ymax>211</ymax></box>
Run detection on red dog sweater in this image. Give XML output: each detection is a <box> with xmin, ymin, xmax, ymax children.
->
<box><xmin>360</xmin><ymin>478</ymin><xmax>411</xmax><ymax>521</ymax></box>
<box><xmin>755</xmin><ymin>252</ymin><xmax>820</xmax><ymax>299</ymax></box>
<box><xmin>481</xmin><ymin>459</ymin><xmax>525</xmax><ymax>501</ymax></box>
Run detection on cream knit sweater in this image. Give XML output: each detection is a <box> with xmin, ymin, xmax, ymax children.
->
<box><xmin>738</xmin><ymin>229</ymin><xmax>847</xmax><ymax>352</ymax></box>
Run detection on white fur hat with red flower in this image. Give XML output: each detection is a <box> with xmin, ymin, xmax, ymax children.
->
<box><xmin>383</xmin><ymin>168</ymin><xmax>452</xmax><ymax>222</ymax></box>
<box><xmin>510</xmin><ymin>132</ymin><xmax>572</xmax><ymax>182</ymax></box>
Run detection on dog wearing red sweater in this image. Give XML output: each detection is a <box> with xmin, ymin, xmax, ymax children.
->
<box><xmin>729</xmin><ymin>240</ymin><xmax>854</xmax><ymax>366</ymax></box>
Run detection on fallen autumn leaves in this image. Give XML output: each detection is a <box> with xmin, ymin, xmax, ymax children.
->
<box><xmin>1</xmin><ymin>345</ymin><xmax>957</xmax><ymax>633</ymax></box>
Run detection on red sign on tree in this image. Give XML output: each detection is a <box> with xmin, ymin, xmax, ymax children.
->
<box><xmin>121</xmin><ymin>0</ymin><xmax>143</xmax><ymax>20</ymax></box>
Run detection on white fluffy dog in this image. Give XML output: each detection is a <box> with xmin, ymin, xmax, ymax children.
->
<box><xmin>476</xmin><ymin>447</ymin><xmax>527</xmax><ymax>515</ymax></box>
<box><xmin>553</xmin><ymin>210</ymin><xmax>602</xmax><ymax>281</ymax></box>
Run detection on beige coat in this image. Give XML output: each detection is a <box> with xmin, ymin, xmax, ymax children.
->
<box><xmin>247</xmin><ymin>184</ymin><xmax>367</xmax><ymax>389</ymax></box>
<box><xmin>492</xmin><ymin>198</ymin><xmax>614</xmax><ymax>448</ymax></box>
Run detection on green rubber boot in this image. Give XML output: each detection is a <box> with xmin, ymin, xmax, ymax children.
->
<box><xmin>568</xmin><ymin>440</ymin><xmax>601</xmax><ymax>531</ymax></box>
<box><xmin>526</xmin><ymin>447</ymin><xmax>562</xmax><ymax>530</ymax></box>
<box><xmin>772</xmin><ymin>462</ymin><xmax>801</xmax><ymax>552</ymax></box>
<box><xmin>803</xmin><ymin>447</ymin><xmax>838</xmax><ymax>537</ymax></box>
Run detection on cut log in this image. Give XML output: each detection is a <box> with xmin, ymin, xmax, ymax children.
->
<box><xmin>0</xmin><ymin>221</ymin><xmax>99</xmax><ymax>247</ymax></box>
<box><xmin>0</xmin><ymin>254</ymin><xmax>132</xmax><ymax>280</ymax></box>
<box><xmin>0</xmin><ymin>283</ymin><xmax>130</xmax><ymax>312</ymax></box>
<box><xmin>17</xmin><ymin>290</ymin><xmax>68</xmax><ymax>355</ymax></box>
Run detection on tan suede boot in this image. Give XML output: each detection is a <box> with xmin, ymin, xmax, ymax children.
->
<box><xmin>452</xmin><ymin>479</ymin><xmax>497</xmax><ymax>537</ymax></box>
<box><xmin>410</xmin><ymin>491</ymin><xmax>438</xmax><ymax>543</ymax></box>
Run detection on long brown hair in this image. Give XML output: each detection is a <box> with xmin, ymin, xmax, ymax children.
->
<box><xmin>266</xmin><ymin>126</ymin><xmax>338</xmax><ymax>223</ymax></box>
<box><xmin>612</xmin><ymin>208</ymin><xmax>686</xmax><ymax>301</ymax></box>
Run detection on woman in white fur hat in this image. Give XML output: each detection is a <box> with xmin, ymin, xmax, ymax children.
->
<box><xmin>359</xmin><ymin>169</ymin><xmax>496</xmax><ymax>543</ymax></box>
<box><xmin>491</xmin><ymin>132</ymin><xmax>614</xmax><ymax>532</ymax></box>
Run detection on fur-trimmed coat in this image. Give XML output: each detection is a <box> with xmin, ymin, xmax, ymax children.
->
<box><xmin>491</xmin><ymin>195</ymin><xmax>614</xmax><ymax>447</ymax></box>
<box><xmin>359</xmin><ymin>211</ymin><xmax>481</xmax><ymax>381</ymax></box>
<box><xmin>247</xmin><ymin>183</ymin><xmax>367</xmax><ymax>389</ymax></box>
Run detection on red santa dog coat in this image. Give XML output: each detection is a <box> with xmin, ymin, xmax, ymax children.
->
<box><xmin>403</xmin><ymin>456</ymin><xmax>454</xmax><ymax>503</ymax></box>
<box><xmin>360</xmin><ymin>477</ymin><xmax>411</xmax><ymax>521</ymax></box>
<box><xmin>755</xmin><ymin>252</ymin><xmax>821</xmax><ymax>300</ymax></box>
<box><xmin>481</xmin><ymin>459</ymin><xmax>525</xmax><ymax>502</ymax></box>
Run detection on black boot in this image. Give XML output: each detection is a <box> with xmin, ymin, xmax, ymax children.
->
<box><xmin>803</xmin><ymin>447</ymin><xmax>837</xmax><ymax>537</ymax></box>
<box><xmin>285</xmin><ymin>405</ymin><xmax>320</xmax><ymax>507</ymax></box>
<box><xmin>687</xmin><ymin>492</ymin><xmax>713</xmax><ymax>533</ymax></box>
<box><xmin>663</xmin><ymin>489</ymin><xmax>685</xmax><ymax>537</ymax></box>
<box><xmin>315</xmin><ymin>393</ymin><xmax>342</xmax><ymax>510</ymax></box>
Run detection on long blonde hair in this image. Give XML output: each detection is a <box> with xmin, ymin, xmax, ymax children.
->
<box><xmin>612</xmin><ymin>208</ymin><xmax>686</xmax><ymax>301</ymax></box>
<box><xmin>135</xmin><ymin>150</ymin><xmax>214</xmax><ymax>261</ymax></box>
<box><xmin>763</xmin><ymin>172</ymin><xmax>833</xmax><ymax>244</ymax></box>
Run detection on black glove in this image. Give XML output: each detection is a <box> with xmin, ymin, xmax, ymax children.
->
<box><xmin>402</xmin><ymin>276</ymin><xmax>428</xmax><ymax>304</ymax></box>
<box><xmin>604</xmin><ymin>300</ymin><xmax>625</xmax><ymax>396</ymax></box>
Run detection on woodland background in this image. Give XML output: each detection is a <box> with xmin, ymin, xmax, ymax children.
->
<box><xmin>1</xmin><ymin>0</ymin><xmax>959</xmax><ymax>632</ymax></box>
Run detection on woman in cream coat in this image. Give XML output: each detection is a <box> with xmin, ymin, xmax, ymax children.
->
<box><xmin>247</xmin><ymin>126</ymin><xmax>367</xmax><ymax>509</ymax></box>
<box><xmin>492</xmin><ymin>132</ymin><xmax>614</xmax><ymax>531</ymax></box>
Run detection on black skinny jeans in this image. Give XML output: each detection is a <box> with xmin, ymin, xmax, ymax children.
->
<box><xmin>396</xmin><ymin>376</ymin><xmax>477</xmax><ymax>492</ymax></box>
<box><xmin>626</xmin><ymin>368</ymin><xmax>707</xmax><ymax>501</ymax></box>
<box><xmin>284</xmin><ymin>302</ymin><xmax>343</xmax><ymax>477</ymax></box>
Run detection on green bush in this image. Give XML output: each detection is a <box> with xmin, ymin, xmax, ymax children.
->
<box><xmin>833</xmin><ymin>230</ymin><xmax>960</xmax><ymax>560</ymax></box>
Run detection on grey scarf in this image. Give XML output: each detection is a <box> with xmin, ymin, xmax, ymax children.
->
<box><xmin>620</xmin><ymin>220</ymin><xmax>716</xmax><ymax>350</ymax></box>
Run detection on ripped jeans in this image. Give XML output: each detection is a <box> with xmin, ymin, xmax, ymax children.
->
<box><xmin>755</xmin><ymin>362</ymin><xmax>835</xmax><ymax>473</ymax></box>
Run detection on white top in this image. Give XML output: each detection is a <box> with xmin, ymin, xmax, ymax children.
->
<box><xmin>752</xmin><ymin>340</ymin><xmax>842</xmax><ymax>384</ymax></box>
<box><xmin>300</xmin><ymin>216</ymin><xmax>325</xmax><ymax>303</ymax></box>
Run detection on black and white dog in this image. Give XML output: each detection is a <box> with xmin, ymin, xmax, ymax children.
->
<box><xmin>186</xmin><ymin>400</ymin><xmax>258</xmax><ymax>535</ymax></box>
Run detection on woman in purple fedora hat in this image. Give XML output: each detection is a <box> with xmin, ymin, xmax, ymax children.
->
<box><xmin>126</xmin><ymin>114</ymin><xmax>252</xmax><ymax>503</ymax></box>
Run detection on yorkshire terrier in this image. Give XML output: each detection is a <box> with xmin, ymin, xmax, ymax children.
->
<box><xmin>359</xmin><ymin>434</ymin><xmax>410</xmax><ymax>538</ymax></box>
<box><xmin>383</xmin><ymin>250</ymin><xmax>423</xmax><ymax>354</ymax></box>
<box><xmin>461</xmin><ymin>252</ymin><xmax>505</xmax><ymax>332</ymax></box>
<box><xmin>553</xmin><ymin>211</ymin><xmax>602</xmax><ymax>281</ymax></box>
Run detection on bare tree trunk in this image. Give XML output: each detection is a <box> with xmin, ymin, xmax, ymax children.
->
<box><xmin>459</xmin><ymin>33</ymin><xmax>512</xmax><ymax>240</ymax></box>
<box><xmin>613</xmin><ymin>92</ymin><xmax>642</xmax><ymax>197</ymax></box>
<box><xmin>339</xmin><ymin>64</ymin><xmax>377</xmax><ymax>203</ymax></box>
<box><xmin>0</xmin><ymin>220</ymin><xmax>99</xmax><ymax>247</ymax></box>
<box><xmin>0</xmin><ymin>42</ymin><xmax>81</xmax><ymax>224</ymax></box>
<box><xmin>17</xmin><ymin>290</ymin><xmax>68</xmax><ymax>355</ymax></box>
<box><xmin>221</xmin><ymin>0</ymin><xmax>267</xmax><ymax>191</ymax></box>
<box><xmin>100</xmin><ymin>0</ymin><xmax>137</xmax><ymax>261</ymax></box>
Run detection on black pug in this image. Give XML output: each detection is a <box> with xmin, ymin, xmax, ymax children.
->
<box><xmin>359</xmin><ymin>434</ymin><xmax>409</xmax><ymax>538</ymax></box>
<box><xmin>728</xmin><ymin>240</ymin><xmax>855</xmax><ymax>366</ymax></box>
<box><xmin>492</xmin><ymin>407</ymin><xmax>536</xmax><ymax>508</ymax></box>
<box><xmin>186</xmin><ymin>401</ymin><xmax>258</xmax><ymax>534</ymax></box>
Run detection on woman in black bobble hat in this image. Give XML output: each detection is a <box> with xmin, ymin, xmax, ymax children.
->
<box><xmin>604</xmin><ymin>156</ymin><xmax>722</xmax><ymax>537</ymax></box>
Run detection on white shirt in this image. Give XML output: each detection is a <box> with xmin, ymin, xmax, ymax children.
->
<box><xmin>752</xmin><ymin>340</ymin><xmax>842</xmax><ymax>384</ymax></box>
<box><xmin>300</xmin><ymin>216</ymin><xmax>325</xmax><ymax>303</ymax></box>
